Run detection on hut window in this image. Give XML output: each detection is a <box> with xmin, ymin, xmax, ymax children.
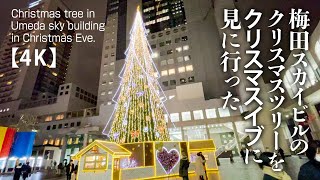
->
<box><xmin>84</xmin><ymin>155</ymin><xmax>107</xmax><ymax>169</ymax></box>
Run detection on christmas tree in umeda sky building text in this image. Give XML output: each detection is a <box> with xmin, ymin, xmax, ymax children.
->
<box><xmin>103</xmin><ymin>7</ymin><xmax>170</xmax><ymax>143</ymax></box>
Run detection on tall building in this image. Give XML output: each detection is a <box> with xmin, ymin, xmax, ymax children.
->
<box><xmin>0</xmin><ymin>0</ymin><xmax>97</xmax><ymax>123</ymax></box>
<box><xmin>98</xmin><ymin>0</ymin><xmax>231</xmax><ymax>107</ymax></box>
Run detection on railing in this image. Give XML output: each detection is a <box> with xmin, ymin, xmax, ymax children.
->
<box><xmin>215</xmin><ymin>133</ymin><xmax>248</xmax><ymax>158</ymax></box>
<box><xmin>19</xmin><ymin>97</ymin><xmax>58</xmax><ymax>109</ymax></box>
<box><xmin>38</xmin><ymin>107</ymin><xmax>98</xmax><ymax>122</ymax></box>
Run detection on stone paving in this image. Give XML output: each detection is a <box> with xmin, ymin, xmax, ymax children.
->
<box><xmin>0</xmin><ymin>156</ymin><xmax>308</xmax><ymax>180</ymax></box>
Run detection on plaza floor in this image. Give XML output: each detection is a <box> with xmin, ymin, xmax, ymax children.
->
<box><xmin>0</xmin><ymin>156</ymin><xmax>308</xmax><ymax>180</ymax></box>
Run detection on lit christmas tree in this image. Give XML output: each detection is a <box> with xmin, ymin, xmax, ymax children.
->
<box><xmin>103</xmin><ymin>7</ymin><xmax>170</xmax><ymax>143</ymax></box>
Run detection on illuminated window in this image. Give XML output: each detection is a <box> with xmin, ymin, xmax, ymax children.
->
<box><xmin>168</xmin><ymin>69</ymin><xmax>175</xmax><ymax>75</ymax></box>
<box><xmin>45</xmin><ymin>116</ymin><xmax>52</xmax><ymax>122</ymax></box>
<box><xmin>56</xmin><ymin>114</ymin><xmax>64</xmax><ymax>120</ymax></box>
<box><xmin>74</xmin><ymin>137</ymin><xmax>79</xmax><ymax>144</ymax></box>
<box><xmin>60</xmin><ymin>138</ymin><xmax>64</xmax><ymax>146</ymax></box>
<box><xmin>0</xmin><ymin>74</ymin><xmax>4</xmax><ymax>77</ymax></box>
<box><xmin>183</xmin><ymin>45</ymin><xmax>189</xmax><ymax>51</ymax></box>
<box><xmin>205</xmin><ymin>109</ymin><xmax>217</xmax><ymax>119</ymax></box>
<box><xmin>170</xmin><ymin>113</ymin><xmax>180</xmax><ymax>122</ymax></box>
<box><xmin>167</xmin><ymin>59</ymin><xmax>174</xmax><ymax>64</ymax></box>
<box><xmin>218</xmin><ymin>107</ymin><xmax>231</xmax><ymax>117</ymax></box>
<box><xmin>7</xmin><ymin>81</ymin><xmax>12</xmax><ymax>85</ymax></box>
<box><xmin>109</xmin><ymin>71</ymin><xmax>114</xmax><ymax>75</ymax></box>
<box><xmin>43</xmin><ymin>139</ymin><xmax>48</xmax><ymax>145</ymax></box>
<box><xmin>193</xmin><ymin>110</ymin><xmax>204</xmax><ymax>120</ymax></box>
<box><xmin>49</xmin><ymin>139</ymin><xmax>54</xmax><ymax>145</ymax></box>
<box><xmin>52</xmin><ymin>72</ymin><xmax>58</xmax><ymax>76</ymax></box>
<box><xmin>184</xmin><ymin>55</ymin><xmax>191</xmax><ymax>61</ymax></box>
<box><xmin>54</xmin><ymin>138</ymin><xmax>60</xmax><ymax>146</ymax></box>
<box><xmin>84</xmin><ymin>155</ymin><xmax>107</xmax><ymax>170</ymax></box>
<box><xmin>109</xmin><ymin>81</ymin><xmax>114</xmax><ymax>85</ymax></box>
<box><xmin>160</xmin><ymin>60</ymin><xmax>167</xmax><ymax>66</ymax></box>
<box><xmin>177</xmin><ymin>56</ymin><xmax>184</xmax><ymax>62</ymax></box>
<box><xmin>67</xmin><ymin>138</ymin><xmax>73</xmax><ymax>145</ymax></box>
<box><xmin>182</xmin><ymin>111</ymin><xmax>191</xmax><ymax>121</ymax></box>
<box><xmin>101</xmin><ymin>92</ymin><xmax>106</xmax><ymax>96</ymax></box>
<box><xmin>176</xmin><ymin>47</ymin><xmax>182</xmax><ymax>52</ymax></box>
<box><xmin>186</xmin><ymin>65</ymin><xmax>193</xmax><ymax>71</ymax></box>
<box><xmin>108</xmin><ymin>91</ymin><xmax>112</xmax><ymax>95</ymax></box>
<box><xmin>178</xmin><ymin>67</ymin><xmax>185</xmax><ymax>73</ymax></box>
<box><xmin>152</xmin><ymin>52</ymin><xmax>159</xmax><ymax>58</ymax></box>
<box><xmin>161</xmin><ymin>70</ymin><xmax>168</xmax><ymax>76</ymax></box>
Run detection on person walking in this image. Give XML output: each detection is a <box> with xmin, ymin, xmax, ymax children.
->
<box><xmin>72</xmin><ymin>163</ymin><xmax>78</xmax><ymax>180</ymax></box>
<box><xmin>240</xmin><ymin>148</ymin><xmax>246</xmax><ymax>163</ymax></box>
<box><xmin>21</xmin><ymin>162</ymin><xmax>32</xmax><ymax>180</ymax></box>
<box><xmin>278</xmin><ymin>148</ymin><xmax>285</xmax><ymax>160</ymax></box>
<box><xmin>13</xmin><ymin>163</ymin><xmax>23</xmax><ymax>180</ymax></box>
<box><xmin>179</xmin><ymin>152</ymin><xmax>190</xmax><ymax>180</ymax></box>
<box><xmin>66</xmin><ymin>160</ymin><xmax>74</xmax><ymax>180</ymax></box>
<box><xmin>259</xmin><ymin>152</ymin><xmax>291</xmax><ymax>180</ymax></box>
<box><xmin>298</xmin><ymin>141</ymin><xmax>320</xmax><ymax>180</ymax></box>
<box><xmin>195</xmin><ymin>152</ymin><xmax>206</xmax><ymax>180</ymax></box>
<box><xmin>57</xmin><ymin>162</ymin><xmax>63</xmax><ymax>175</ymax></box>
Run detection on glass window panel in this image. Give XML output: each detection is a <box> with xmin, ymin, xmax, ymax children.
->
<box><xmin>193</xmin><ymin>110</ymin><xmax>204</xmax><ymax>120</ymax></box>
<box><xmin>182</xmin><ymin>111</ymin><xmax>191</xmax><ymax>121</ymax></box>
<box><xmin>205</xmin><ymin>109</ymin><xmax>217</xmax><ymax>119</ymax></box>
<box><xmin>170</xmin><ymin>113</ymin><xmax>180</xmax><ymax>122</ymax></box>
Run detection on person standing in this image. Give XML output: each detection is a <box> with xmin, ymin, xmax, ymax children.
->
<box><xmin>278</xmin><ymin>148</ymin><xmax>285</xmax><ymax>160</ymax></box>
<box><xmin>57</xmin><ymin>162</ymin><xmax>63</xmax><ymax>175</ymax></box>
<box><xmin>21</xmin><ymin>162</ymin><xmax>32</xmax><ymax>180</ymax></box>
<box><xmin>298</xmin><ymin>141</ymin><xmax>320</xmax><ymax>180</ymax></box>
<box><xmin>72</xmin><ymin>163</ymin><xmax>78</xmax><ymax>180</ymax></box>
<box><xmin>13</xmin><ymin>163</ymin><xmax>23</xmax><ymax>180</ymax></box>
<box><xmin>179</xmin><ymin>152</ymin><xmax>190</xmax><ymax>180</ymax></box>
<box><xmin>195</xmin><ymin>152</ymin><xmax>206</xmax><ymax>180</ymax></box>
<box><xmin>66</xmin><ymin>160</ymin><xmax>74</xmax><ymax>180</ymax></box>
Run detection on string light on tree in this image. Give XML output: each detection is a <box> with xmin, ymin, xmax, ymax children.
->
<box><xmin>102</xmin><ymin>7</ymin><xmax>170</xmax><ymax>143</ymax></box>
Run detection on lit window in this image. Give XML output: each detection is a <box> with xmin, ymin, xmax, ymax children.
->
<box><xmin>167</xmin><ymin>59</ymin><xmax>174</xmax><ymax>64</ymax></box>
<box><xmin>101</xmin><ymin>92</ymin><xmax>106</xmax><ymax>96</ymax></box>
<box><xmin>160</xmin><ymin>60</ymin><xmax>167</xmax><ymax>66</ymax></box>
<box><xmin>107</xmin><ymin>101</ymin><xmax>112</xmax><ymax>105</ymax></box>
<box><xmin>176</xmin><ymin>47</ymin><xmax>182</xmax><ymax>52</ymax></box>
<box><xmin>109</xmin><ymin>81</ymin><xmax>114</xmax><ymax>85</ymax></box>
<box><xmin>108</xmin><ymin>91</ymin><xmax>112</xmax><ymax>95</ymax></box>
<box><xmin>74</xmin><ymin>137</ymin><xmax>79</xmax><ymax>144</ymax></box>
<box><xmin>183</xmin><ymin>45</ymin><xmax>189</xmax><ymax>51</ymax></box>
<box><xmin>161</xmin><ymin>70</ymin><xmax>168</xmax><ymax>76</ymax></box>
<box><xmin>178</xmin><ymin>67</ymin><xmax>185</xmax><ymax>73</ymax></box>
<box><xmin>54</xmin><ymin>138</ymin><xmax>60</xmax><ymax>146</ymax></box>
<box><xmin>60</xmin><ymin>138</ymin><xmax>64</xmax><ymax>146</ymax></box>
<box><xmin>67</xmin><ymin>138</ymin><xmax>73</xmax><ymax>145</ymax></box>
<box><xmin>205</xmin><ymin>109</ymin><xmax>217</xmax><ymax>119</ymax></box>
<box><xmin>43</xmin><ymin>139</ymin><xmax>48</xmax><ymax>145</ymax></box>
<box><xmin>84</xmin><ymin>155</ymin><xmax>107</xmax><ymax>170</ymax></box>
<box><xmin>49</xmin><ymin>139</ymin><xmax>54</xmax><ymax>145</ymax></box>
<box><xmin>109</xmin><ymin>71</ymin><xmax>114</xmax><ymax>75</ymax></box>
<box><xmin>218</xmin><ymin>107</ymin><xmax>231</xmax><ymax>117</ymax></box>
<box><xmin>7</xmin><ymin>81</ymin><xmax>12</xmax><ymax>85</ymax></box>
<box><xmin>152</xmin><ymin>52</ymin><xmax>159</xmax><ymax>58</ymax></box>
<box><xmin>56</xmin><ymin>114</ymin><xmax>64</xmax><ymax>120</ymax></box>
<box><xmin>169</xmin><ymin>95</ymin><xmax>175</xmax><ymax>99</ymax></box>
<box><xmin>184</xmin><ymin>55</ymin><xmax>191</xmax><ymax>61</ymax></box>
<box><xmin>0</xmin><ymin>74</ymin><xmax>4</xmax><ymax>77</ymax></box>
<box><xmin>102</xmin><ymin>72</ymin><xmax>107</xmax><ymax>76</ymax></box>
<box><xmin>186</xmin><ymin>65</ymin><xmax>193</xmax><ymax>71</ymax></box>
<box><xmin>45</xmin><ymin>116</ymin><xmax>53</xmax><ymax>122</ymax></box>
<box><xmin>182</xmin><ymin>111</ymin><xmax>191</xmax><ymax>121</ymax></box>
<box><xmin>170</xmin><ymin>113</ymin><xmax>180</xmax><ymax>122</ymax></box>
<box><xmin>193</xmin><ymin>110</ymin><xmax>204</xmax><ymax>120</ymax></box>
<box><xmin>168</xmin><ymin>69</ymin><xmax>175</xmax><ymax>75</ymax></box>
<box><xmin>177</xmin><ymin>56</ymin><xmax>184</xmax><ymax>62</ymax></box>
<box><xmin>164</xmin><ymin>114</ymin><xmax>169</xmax><ymax>122</ymax></box>
<box><xmin>110</xmin><ymin>62</ymin><xmax>115</xmax><ymax>65</ymax></box>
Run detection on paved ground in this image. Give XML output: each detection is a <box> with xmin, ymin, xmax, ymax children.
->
<box><xmin>0</xmin><ymin>156</ymin><xmax>308</xmax><ymax>180</ymax></box>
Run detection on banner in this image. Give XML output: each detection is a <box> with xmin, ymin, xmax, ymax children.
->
<box><xmin>0</xmin><ymin>127</ymin><xmax>8</xmax><ymax>150</ymax></box>
<box><xmin>10</xmin><ymin>132</ymin><xmax>36</xmax><ymax>158</ymax></box>
<box><xmin>0</xmin><ymin>128</ymin><xmax>16</xmax><ymax>158</ymax></box>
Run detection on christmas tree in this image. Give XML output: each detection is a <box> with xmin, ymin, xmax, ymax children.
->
<box><xmin>103</xmin><ymin>7</ymin><xmax>170</xmax><ymax>143</ymax></box>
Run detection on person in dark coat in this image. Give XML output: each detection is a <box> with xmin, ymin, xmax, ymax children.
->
<box><xmin>240</xmin><ymin>148</ymin><xmax>246</xmax><ymax>163</ymax></box>
<box><xmin>66</xmin><ymin>160</ymin><xmax>74</xmax><ymax>180</ymax></box>
<box><xmin>179</xmin><ymin>152</ymin><xmax>190</xmax><ymax>180</ymax></box>
<box><xmin>278</xmin><ymin>148</ymin><xmax>285</xmax><ymax>160</ymax></box>
<box><xmin>259</xmin><ymin>152</ymin><xmax>291</xmax><ymax>180</ymax></box>
<box><xmin>13</xmin><ymin>163</ymin><xmax>23</xmax><ymax>180</ymax></box>
<box><xmin>298</xmin><ymin>141</ymin><xmax>320</xmax><ymax>180</ymax></box>
<box><xmin>21</xmin><ymin>162</ymin><xmax>32</xmax><ymax>180</ymax></box>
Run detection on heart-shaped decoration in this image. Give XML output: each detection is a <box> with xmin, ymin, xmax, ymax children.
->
<box><xmin>156</xmin><ymin>147</ymin><xmax>180</xmax><ymax>174</ymax></box>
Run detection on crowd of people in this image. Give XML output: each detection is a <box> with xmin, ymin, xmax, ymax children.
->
<box><xmin>13</xmin><ymin>159</ymin><xmax>78</xmax><ymax>180</ymax></box>
<box><xmin>179</xmin><ymin>140</ymin><xmax>320</xmax><ymax>180</ymax></box>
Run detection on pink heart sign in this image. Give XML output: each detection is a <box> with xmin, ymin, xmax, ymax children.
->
<box><xmin>156</xmin><ymin>147</ymin><xmax>180</xmax><ymax>174</ymax></box>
